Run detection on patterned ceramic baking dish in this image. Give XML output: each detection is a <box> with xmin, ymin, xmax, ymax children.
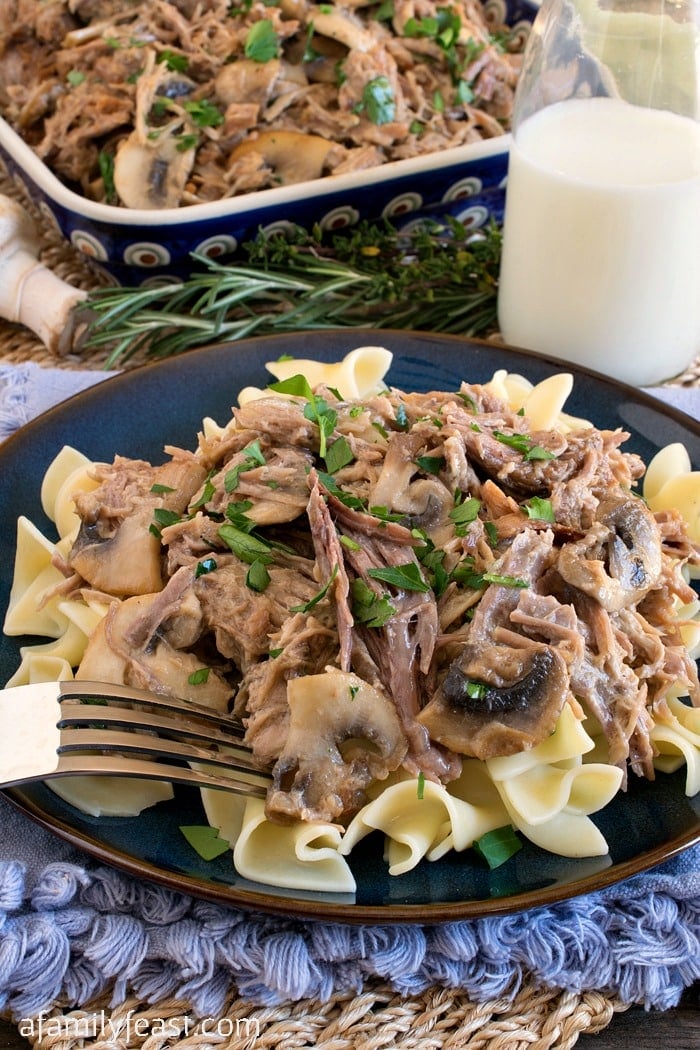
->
<box><xmin>0</xmin><ymin>0</ymin><xmax>535</xmax><ymax>286</ymax></box>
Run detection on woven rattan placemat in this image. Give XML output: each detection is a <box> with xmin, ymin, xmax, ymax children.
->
<box><xmin>2</xmin><ymin>159</ymin><xmax>684</xmax><ymax>1049</ymax></box>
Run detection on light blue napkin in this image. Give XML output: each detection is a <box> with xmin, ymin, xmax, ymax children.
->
<box><xmin>0</xmin><ymin>361</ymin><xmax>698</xmax><ymax>1022</ymax></box>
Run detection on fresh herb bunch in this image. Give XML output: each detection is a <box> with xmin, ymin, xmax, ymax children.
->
<box><xmin>83</xmin><ymin>217</ymin><xmax>502</xmax><ymax>367</ymax></box>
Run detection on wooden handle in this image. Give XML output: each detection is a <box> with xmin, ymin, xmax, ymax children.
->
<box><xmin>0</xmin><ymin>195</ymin><xmax>88</xmax><ymax>353</ymax></box>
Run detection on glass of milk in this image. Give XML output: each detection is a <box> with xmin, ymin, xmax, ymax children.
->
<box><xmin>497</xmin><ymin>0</ymin><xmax>700</xmax><ymax>385</ymax></box>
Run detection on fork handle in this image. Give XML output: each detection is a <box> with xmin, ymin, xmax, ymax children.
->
<box><xmin>0</xmin><ymin>683</ymin><xmax>61</xmax><ymax>785</ymax></box>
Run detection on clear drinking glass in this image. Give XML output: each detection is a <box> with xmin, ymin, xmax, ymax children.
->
<box><xmin>497</xmin><ymin>0</ymin><xmax>700</xmax><ymax>385</ymax></box>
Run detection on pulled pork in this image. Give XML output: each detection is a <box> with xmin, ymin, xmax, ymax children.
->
<box><xmin>63</xmin><ymin>374</ymin><xmax>700</xmax><ymax>823</ymax></box>
<box><xmin>0</xmin><ymin>0</ymin><xmax>524</xmax><ymax>207</ymax></box>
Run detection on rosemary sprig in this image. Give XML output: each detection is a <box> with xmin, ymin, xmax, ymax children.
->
<box><xmin>83</xmin><ymin>218</ymin><xmax>502</xmax><ymax>367</ymax></box>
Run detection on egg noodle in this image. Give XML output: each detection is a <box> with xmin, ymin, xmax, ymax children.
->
<box><xmin>4</xmin><ymin>348</ymin><xmax>700</xmax><ymax>894</ymax></box>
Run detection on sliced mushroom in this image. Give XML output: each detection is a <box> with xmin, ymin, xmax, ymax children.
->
<box><xmin>310</xmin><ymin>5</ymin><xmax>375</xmax><ymax>52</ymax></box>
<box><xmin>77</xmin><ymin>579</ymin><xmax>232</xmax><ymax>712</ymax></box>
<box><xmin>417</xmin><ymin>643</ymin><xmax>569</xmax><ymax>760</ymax></box>
<box><xmin>113</xmin><ymin>49</ymin><xmax>198</xmax><ymax>209</ymax></box>
<box><xmin>265</xmin><ymin>671</ymin><xmax>408</xmax><ymax>824</ymax></box>
<box><xmin>557</xmin><ymin>494</ymin><xmax>662</xmax><ymax>612</ymax></box>
<box><xmin>229</xmin><ymin>130</ymin><xmax>335</xmax><ymax>185</ymax></box>
<box><xmin>215</xmin><ymin>58</ymin><xmax>282</xmax><ymax>107</ymax></box>
<box><xmin>69</xmin><ymin>456</ymin><xmax>207</xmax><ymax>597</ymax></box>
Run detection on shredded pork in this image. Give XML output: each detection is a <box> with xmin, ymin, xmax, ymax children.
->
<box><xmin>63</xmin><ymin>377</ymin><xmax>700</xmax><ymax>824</ymax></box>
<box><xmin>0</xmin><ymin>0</ymin><xmax>524</xmax><ymax>208</ymax></box>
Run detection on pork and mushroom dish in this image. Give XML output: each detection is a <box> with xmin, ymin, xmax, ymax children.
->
<box><xmin>57</xmin><ymin>374</ymin><xmax>700</xmax><ymax>826</ymax></box>
<box><xmin>0</xmin><ymin>0</ymin><xmax>524</xmax><ymax>208</ymax></box>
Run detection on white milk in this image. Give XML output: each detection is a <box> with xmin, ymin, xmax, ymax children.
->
<box><xmin>497</xmin><ymin>97</ymin><xmax>700</xmax><ymax>385</ymax></box>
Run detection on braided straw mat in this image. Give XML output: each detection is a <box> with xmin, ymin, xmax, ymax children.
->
<box><xmin>0</xmin><ymin>160</ymin><xmax>673</xmax><ymax>1049</ymax></box>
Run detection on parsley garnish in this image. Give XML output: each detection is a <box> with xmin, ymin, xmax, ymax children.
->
<box><xmin>325</xmin><ymin>435</ymin><xmax>354</xmax><ymax>473</ymax></box>
<box><xmin>268</xmin><ymin>374</ymin><xmax>337</xmax><ymax>457</ymax></box>
<box><xmin>157</xmin><ymin>49</ymin><xmax>188</xmax><ymax>72</ymax></box>
<box><xmin>416</xmin><ymin>454</ymin><xmax>445</xmax><ymax>475</ymax></box>
<box><xmin>180</xmin><ymin>825</ymin><xmax>230</xmax><ymax>861</ymax></box>
<box><xmin>246</xmin><ymin>558</ymin><xmax>271</xmax><ymax>592</ymax></box>
<box><xmin>367</xmin><ymin>562</ymin><xmax>429</xmax><ymax>593</ymax></box>
<box><xmin>356</xmin><ymin>76</ymin><xmax>396</xmax><ymax>124</ymax></box>
<box><xmin>351</xmin><ymin>578</ymin><xmax>396</xmax><ymax>627</ymax></box>
<box><xmin>195</xmin><ymin>556</ymin><xmax>217</xmax><ymax>578</ymax></box>
<box><xmin>150</xmin><ymin>508</ymin><xmax>181</xmax><ymax>537</ymax></box>
<box><xmin>524</xmin><ymin>497</ymin><xmax>555</xmax><ymax>522</ymax></box>
<box><xmin>225</xmin><ymin>439</ymin><xmax>266</xmax><ymax>491</ymax></box>
<box><xmin>245</xmin><ymin>19</ymin><xmax>280</xmax><ymax>62</ymax></box>
<box><xmin>218</xmin><ymin>523</ymin><xmax>273</xmax><ymax>564</ymax></box>
<box><xmin>417</xmin><ymin>771</ymin><xmax>425</xmax><ymax>800</ymax></box>
<box><xmin>183</xmin><ymin>98</ymin><xmax>224</xmax><ymax>128</ymax></box>
<box><xmin>449</xmin><ymin>496</ymin><xmax>481</xmax><ymax>535</ymax></box>
<box><xmin>188</xmin><ymin>667</ymin><xmax>210</xmax><ymax>685</ymax></box>
<box><xmin>493</xmin><ymin>431</ymin><xmax>557</xmax><ymax>462</ymax></box>
<box><xmin>290</xmin><ymin>565</ymin><xmax>338</xmax><ymax>613</ymax></box>
<box><xmin>473</xmin><ymin>826</ymin><xmax>522</xmax><ymax>869</ymax></box>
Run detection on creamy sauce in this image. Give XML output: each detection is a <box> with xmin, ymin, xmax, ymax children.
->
<box><xmin>0</xmin><ymin>683</ymin><xmax>61</xmax><ymax>783</ymax></box>
<box><xmin>497</xmin><ymin>97</ymin><xmax>700</xmax><ymax>385</ymax></box>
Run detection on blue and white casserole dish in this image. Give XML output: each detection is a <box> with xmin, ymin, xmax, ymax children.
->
<box><xmin>0</xmin><ymin>0</ymin><xmax>535</xmax><ymax>285</ymax></box>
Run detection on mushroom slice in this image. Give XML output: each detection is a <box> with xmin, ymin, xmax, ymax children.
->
<box><xmin>69</xmin><ymin>455</ymin><xmax>207</xmax><ymax>597</ymax></box>
<box><xmin>229</xmin><ymin>130</ymin><xmax>334</xmax><ymax>185</ymax></box>
<box><xmin>265</xmin><ymin>671</ymin><xmax>408</xmax><ymax>824</ymax></box>
<box><xmin>114</xmin><ymin>134</ymin><xmax>196</xmax><ymax>210</ymax></box>
<box><xmin>417</xmin><ymin>643</ymin><xmax>569</xmax><ymax>760</ymax></box>
<box><xmin>113</xmin><ymin>49</ymin><xmax>199</xmax><ymax>209</ymax></box>
<box><xmin>215</xmin><ymin>58</ymin><xmax>282</xmax><ymax>107</ymax></box>
<box><xmin>557</xmin><ymin>494</ymin><xmax>662</xmax><ymax>612</ymax></box>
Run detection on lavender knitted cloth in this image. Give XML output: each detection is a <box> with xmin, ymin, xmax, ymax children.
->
<box><xmin>0</xmin><ymin>362</ymin><xmax>698</xmax><ymax>1022</ymax></box>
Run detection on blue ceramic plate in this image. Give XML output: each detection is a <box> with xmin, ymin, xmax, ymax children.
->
<box><xmin>1</xmin><ymin>330</ymin><xmax>699</xmax><ymax>923</ymax></box>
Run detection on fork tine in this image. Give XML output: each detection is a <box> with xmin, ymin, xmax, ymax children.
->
<box><xmin>58</xmin><ymin>726</ymin><xmax>270</xmax><ymax>783</ymax></box>
<box><xmin>58</xmin><ymin>701</ymin><xmax>255</xmax><ymax>759</ymax></box>
<box><xmin>59</xmin><ymin>680</ymin><xmax>241</xmax><ymax>731</ymax></box>
<box><xmin>53</xmin><ymin>752</ymin><xmax>269</xmax><ymax>798</ymax></box>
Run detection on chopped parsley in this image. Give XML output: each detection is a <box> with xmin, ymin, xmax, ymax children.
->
<box><xmin>246</xmin><ymin>558</ymin><xmax>271</xmax><ymax>592</ymax></box>
<box><xmin>268</xmin><ymin>374</ymin><xmax>337</xmax><ymax>457</ymax></box>
<box><xmin>290</xmin><ymin>565</ymin><xmax>338</xmax><ymax>613</ymax></box>
<box><xmin>473</xmin><ymin>826</ymin><xmax>523</xmax><ymax>869</ymax></box>
<box><xmin>183</xmin><ymin>98</ymin><xmax>224</xmax><ymax>128</ymax></box>
<box><xmin>188</xmin><ymin>667</ymin><xmax>210</xmax><ymax>686</ymax></box>
<box><xmin>416</xmin><ymin>454</ymin><xmax>445</xmax><ymax>475</ymax></box>
<box><xmin>150</xmin><ymin>507</ymin><xmax>181</xmax><ymax>537</ymax></box>
<box><xmin>524</xmin><ymin>497</ymin><xmax>555</xmax><ymax>522</ymax></box>
<box><xmin>180</xmin><ymin>825</ymin><xmax>230</xmax><ymax>861</ymax></box>
<box><xmin>218</xmin><ymin>523</ymin><xmax>273</xmax><ymax>565</ymax></box>
<box><xmin>356</xmin><ymin>76</ymin><xmax>396</xmax><ymax>125</ymax></box>
<box><xmin>351</xmin><ymin>578</ymin><xmax>396</xmax><ymax>627</ymax></box>
<box><xmin>325</xmin><ymin>435</ymin><xmax>354</xmax><ymax>474</ymax></box>
<box><xmin>195</xmin><ymin>556</ymin><xmax>218</xmax><ymax>578</ymax></box>
<box><xmin>493</xmin><ymin>431</ymin><xmax>557</xmax><ymax>462</ymax></box>
<box><xmin>367</xmin><ymin>562</ymin><xmax>430</xmax><ymax>593</ymax></box>
<box><xmin>244</xmin><ymin>19</ymin><xmax>280</xmax><ymax>62</ymax></box>
<box><xmin>225</xmin><ymin>439</ymin><xmax>266</xmax><ymax>491</ymax></box>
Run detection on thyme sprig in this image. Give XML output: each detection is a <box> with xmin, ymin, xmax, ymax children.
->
<box><xmin>82</xmin><ymin>218</ymin><xmax>502</xmax><ymax>367</ymax></box>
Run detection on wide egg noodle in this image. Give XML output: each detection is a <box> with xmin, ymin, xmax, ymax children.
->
<box><xmin>201</xmin><ymin>788</ymin><xmax>356</xmax><ymax>892</ymax></box>
<box><xmin>486</xmin><ymin>706</ymin><xmax>622</xmax><ymax>856</ymax></box>
<box><xmin>651</xmin><ymin>696</ymin><xmax>700</xmax><ymax>796</ymax></box>
<box><xmin>483</xmin><ymin>369</ymin><xmax>591</xmax><ymax>433</ymax></box>
<box><xmin>3</xmin><ymin>517</ymin><xmax>71</xmax><ymax>638</ymax></box>
<box><xmin>340</xmin><ymin>762</ymin><xmax>509</xmax><ymax>876</ymax></box>
<box><xmin>48</xmin><ymin>775</ymin><xmax>174</xmax><ymax>817</ymax></box>
<box><xmin>237</xmin><ymin>345</ymin><xmax>393</xmax><ymax>404</ymax></box>
<box><xmin>40</xmin><ymin>445</ymin><xmax>98</xmax><ymax>541</ymax></box>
